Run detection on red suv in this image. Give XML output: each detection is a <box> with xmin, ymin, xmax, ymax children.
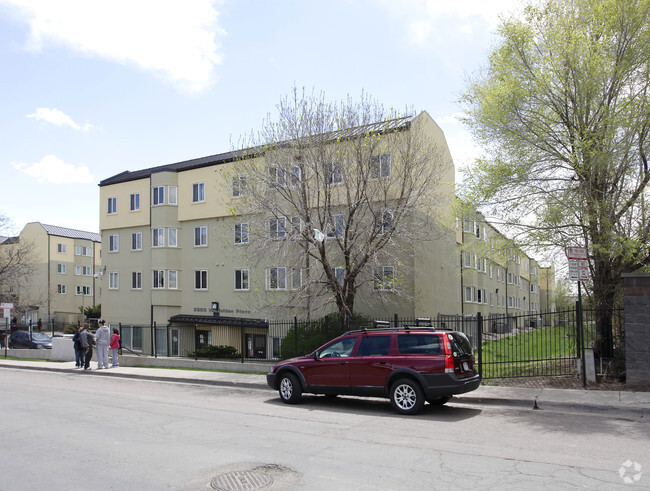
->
<box><xmin>267</xmin><ymin>326</ymin><xmax>480</xmax><ymax>415</ymax></box>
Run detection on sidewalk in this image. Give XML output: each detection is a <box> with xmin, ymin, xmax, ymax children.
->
<box><xmin>1</xmin><ymin>358</ymin><xmax>649</xmax><ymax>414</ymax></box>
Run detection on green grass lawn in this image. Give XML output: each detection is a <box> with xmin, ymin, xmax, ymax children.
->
<box><xmin>479</xmin><ymin>325</ymin><xmax>580</xmax><ymax>378</ymax></box>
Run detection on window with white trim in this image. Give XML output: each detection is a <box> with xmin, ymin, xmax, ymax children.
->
<box><xmin>326</xmin><ymin>162</ymin><xmax>342</xmax><ymax>184</ymax></box>
<box><xmin>108</xmin><ymin>272</ymin><xmax>119</xmax><ymax>290</ymax></box>
<box><xmin>57</xmin><ymin>284</ymin><xmax>66</xmax><ymax>294</ymax></box>
<box><xmin>195</xmin><ymin>270</ymin><xmax>208</xmax><ymax>290</ymax></box>
<box><xmin>132</xmin><ymin>272</ymin><xmax>142</xmax><ymax>290</ymax></box>
<box><xmin>168</xmin><ymin>270</ymin><xmax>178</xmax><ymax>289</ymax></box>
<box><xmin>269</xmin><ymin>217</ymin><xmax>286</xmax><ymax>238</ymax></box>
<box><xmin>109</xmin><ymin>234</ymin><xmax>119</xmax><ymax>252</ymax></box>
<box><xmin>152</xmin><ymin>228</ymin><xmax>164</xmax><ymax>247</ymax></box>
<box><xmin>235</xmin><ymin>223</ymin><xmax>249</xmax><ymax>244</ymax></box>
<box><xmin>168</xmin><ymin>228</ymin><xmax>177</xmax><ymax>247</ymax></box>
<box><xmin>267</xmin><ymin>267</ymin><xmax>286</xmax><ymax>290</ymax></box>
<box><xmin>192</xmin><ymin>182</ymin><xmax>205</xmax><ymax>203</ymax></box>
<box><xmin>76</xmin><ymin>286</ymin><xmax>92</xmax><ymax>295</ymax></box>
<box><xmin>232</xmin><ymin>176</ymin><xmax>246</xmax><ymax>197</ymax></box>
<box><xmin>168</xmin><ymin>186</ymin><xmax>177</xmax><ymax>204</ymax></box>
<box><xmin>153</xmin><ymin>270</ymin><xmax>165</xmax><ymax>289</ymax></box>
<box><xmin>194</xmin><ymin>226</ymin><xmax>207</xmax><ymax>246</ymax></box>
<box><xmin>327</xmin><ymin>214</ymin><xmax>345</xmax><ymax>238</ymax></box>
<box><xmin>57</xmin><ymin>264</ymin><xmax>66</xmax><ymax>274</ymax></box>
<box><xmin>130</xmin><ymin>193</ymin><xmax>140</xmax><ymax>211</ymax></box>
<box><xmin>107</xmin><ymin>197</ymin><xmax>116</xmax><ymax>214</ymax></box>
<box><xmin>370</xmin><ymin>153</ymin><xmax>391</xmax><ymax>178</ymax></box>
<box><xmin>57</xmin><ymin>243</ymin><xmax>66</xmax><ymax>254</ymax></box>
<box><xmin>235</xmin><ymin>269</ymin><xmax>249</xmax><ymax>291</ymax></box>
<box><xmin>374</xmin><ymin>266</ymin><xmax>394</xmax><ymax>291</ymax></box>
<box><xmin>131</xmin><ymin>232</ymin><xmax>142</xmax><ymax>251</ymax></box>
<box><xmin>292</xmin><ymin>268</ymin><xmax>302</xmax><ymax>289</ymax></box>
<box><xmin>152</xmin><ymin>186</ymin><xmax>164</xmax><ymax>205</ymax></box>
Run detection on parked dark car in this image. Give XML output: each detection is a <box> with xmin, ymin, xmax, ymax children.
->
<box><xmin>8</xmin><ymin>331</ymin><xmax>52</xmax><ymax>349</ymax></box>
<box><xmin>267</xmin><ymin>326</ymin><xmax>480</xmax><ymax>415</ymax></box>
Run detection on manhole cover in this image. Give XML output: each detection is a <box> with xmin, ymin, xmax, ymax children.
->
<box><xmin>210</xmin><ymin>470</ymin><xmax>273</xmax><ymax>491</ymax></box>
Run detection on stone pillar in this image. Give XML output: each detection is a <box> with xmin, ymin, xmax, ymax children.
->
<box><xmin>623</xmin><ymin>273</ymin><xmax>650</xmax><ymax>388</ymax></box>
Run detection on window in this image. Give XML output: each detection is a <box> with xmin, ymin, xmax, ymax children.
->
<box><xmin>194</xmin><ymin>226</ymin><xmax>207</xmax><ymax>246</ymax></box>
<box><xmin>267</xmin><ymin>267</ymin><xmax>286</xmax><ymax>290</ymax></box>
<box><xmin>109</xmin><ymin>272</ymin><xmax>119</xmax><ymax>290</ymax></box>
<box><xmin>168</xmin><ymin>186</ymin><xmax>177</xmax><ymax>204</ymax></box>
<box><xmin>132</xmin><ymin>272</ymin><xmax>142</xmax><ymax>290</ymax></box>
<box><xmin>109</xmin><ymin>234</ymin><xmax>119</xmax><ymax>252</ymax></box>
<box><xmin>57</xmin><ymin>243</ymin><xmax>66</xmax><ymax>254</ymax></box>
<box><xmin>76</xmin><ymin>286</ymin><xmax>92</xmax><ymax>295</ymax></box>
<box><xmin>269</xmin><ymin>166</ymin><xmax>286</xmax><ymax>187</ymax></box>
<box><xmin>57</xmin><ymin>264</ymin><xmax>66</xmax><ymax>274</ymax></box>
<box><xmin>327</xmin><ymin>214</ymin><xmax>345</xmax><ymax>238</ymax></box>
<box><xmin>270</xmin><ymin>217</ymin><xmax>286</xmax><ymax>238</ymax></box>
<box><xmin>374</xmin><ymin>266</ymin><xmax>394</xmax><ymax>291</ymax></box>
<box><xmin>168</xmin><ymin>270</ymin><xmax>178</xmax><ymax>289</ymax></box>
<box><xmin>358</xmin><ymin>335</ymin><xmax>391</xmax><ymax>356</ymax></box>
<box><xmin>235</xmin><ymin>269</ymin><xmax>249</xmax><ymax>291</ymax></box>
<box><xmin>192</xmin><ymin>182</ymin><xmax>205</xmax><ymax>203</ymax></box>
<box><xmin>292</xmin><ymin>268</ymin><xmax>302</xmax><ymax>289</ymax></box>
<box><xmin>397</xmin><ymin>334</ymin><xmax>441</xmax><ymax>355</ymax></box>
<box><xmin>465</xmin><ymin>286</ymin><xmax>474</xmax><ymax>303</ymax></box>
<box><xmin>121</xmin><ymin>326</ymin><xmax>142</xmax><ymax>352</ymax></box>
<box><xmin>75</xmin><ymin>266</ymin><xmax>92</xmax><ymax>276</ymax></box>
<box><xmin>130</xmin><ymin>193</ymin><xmax>140</xmax><ymax>211</ymax></box>
<box><xmin>152</xmin><ymin>186</ymin><xmax>164</xmax><ymax>205</ymax></box>
<box><xmin>168</xmin><ymin>228</ymin><xmax>177</xmax><ymax>247</ymax></box>
<box><xmin>291</xmin><ymin>217</ymin><xmax>302</xmax><ymax>233</ymax></box>
<box><xmin>332</xmin><ymin>267</ymin><xmax>345</xmax><ymax>286</ymax></box>
<box><xmin>381</xmin><ymin>210</ymin><xmax>393</xmax><ymax>234</ymax></box>
<box><xmin>326</xmin><ymin>162</ymin><xmax>342</xmax><ymax>184</ymax></box>
<box><xmin>371</xmin><ymin>153</ymin><xmax>391</xmax><ymax>178</ymax></box>
<box><xmin>57</xmin><ymin>284</ymin><xmax>66</xmax><ymax>294</ymax></box>
<box><xmin>75</xmin><ymin>246</ymin><xmax>92</xmax><ymax>257</ymax></box>
<box><xmin>195</xmin><ymin>270</ymin><xmax>208</xmax><ymax>290</ymax></box>
<box><xmin>153</xmin><ymin>270</ymin><xmax>165</xmax><ymax>289</ymax></box>
<box><xmin>233</xmin><ymin>176</ymin><xmax>246</xmax><ymax>197</ymax></box>
<box><xmin>290</xmin><ymin>166</ymin><xmax>301</xmax><ymax>186</ymax></box>
<box><xmin>131</xmin><ymin>232</ymin><xmax>142</xmax><ymax>251</ymax></box>
<box><xmin>235</xmin><ymin>223</ymin><xmax>249</xmax><ymax>244</ymax></box>
<box><xmin>107</xmin><ymin>197</ymin><xmax>116</xmax><ymax>214</ymax></box>
<box><xmin>152</xmin><ymin>228</ymin><xmax>164</xmax><ymax>247</ymax></box>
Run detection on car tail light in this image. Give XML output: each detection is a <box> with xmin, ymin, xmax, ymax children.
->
<box><xmin>444</xmin><ymin>354</ymin><xmax>455</xmax><ymax>373</ymax></box>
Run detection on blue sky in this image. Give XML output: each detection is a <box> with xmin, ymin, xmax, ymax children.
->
<box><xmin>0</xmin><ymin>0</ymin><xmax>521</xmax><ymax>235</ymax></box>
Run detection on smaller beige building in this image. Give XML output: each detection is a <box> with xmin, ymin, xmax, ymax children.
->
<box><xmin>16</xmin><ymin>223</ymin><xmax>102</xmax><ymax>328</ymax></box>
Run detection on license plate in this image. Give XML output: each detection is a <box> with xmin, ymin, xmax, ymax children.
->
<box><xmin>462</xmin><ymin>361</ymin><xmax>469</xmax><ymax>371</ymax></box>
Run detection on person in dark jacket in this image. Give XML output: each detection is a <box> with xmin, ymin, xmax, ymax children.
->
<box><xmin>79</xmin><ymin>324</ymin><xmax>94</xmax><ymax>370</ymax></box>
<box><xmin>72</xmin><ymin>326</ymin><xmax>85</xmax><ymax>368</ymax></box>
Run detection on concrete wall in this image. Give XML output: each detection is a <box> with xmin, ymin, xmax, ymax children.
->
<box><xmin>623</xmin><ymin>273</ymin><xmax>650</xmax><ymax>388</ymax></box>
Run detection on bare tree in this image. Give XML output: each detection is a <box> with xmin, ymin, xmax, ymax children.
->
<box><xmin>228</xmin><ymin>89</ymin><xmax>452</xmax><ymax>327</ymax></box>
<box><xmin>0</xmin><ymin>214</ymin><xmax>36</xmax><ymax>306</ymax></box>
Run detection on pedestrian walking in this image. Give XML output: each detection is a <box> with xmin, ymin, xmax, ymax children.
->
<box><xmin>72</xmin><ymin>326</ymin><xmax>85</xmax><ymax>368</ymax></box>
<box><xmin>109</xmin><ymin>328</ymin><xmax>120</xmax><ymax>367</ymax></box>
<box><xmin>80</xmin><ymin>324</ymin><xmax>94</xmax><ymax>370</ymax></box>
<box><xmin>95</xmin><ymin>320</ymin><xmax>110</xmax><ymax>370</ymax></box>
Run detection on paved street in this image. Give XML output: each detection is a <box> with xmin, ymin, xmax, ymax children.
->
<box><xmin>0</xmin><ymin>366</ymin><xmax>648</xmax><ymax>490</ymax></box>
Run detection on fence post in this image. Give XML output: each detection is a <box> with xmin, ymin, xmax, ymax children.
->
<box><xmin>293</xmin><ymin>316</ymin><xmax>298</xmax><ymax>358</ymax></box>
<box><xmin>576</xmin><ymin>299</ymin><xmax>586</xmax><ymax>387</ymax></box>
<box><xmin>394</xmin><ymin>313</ymin><xmax>399</xmax><ymax>328</ymax></box>
<box><xmin>240</xmin><ymin>323</ymin><xmax>245</xmax><ymax>363</ymax></box>
<box><xmin>477</xmin><ymin>312</ymin><xmax>483</xmax><ymax>378</ymax></box>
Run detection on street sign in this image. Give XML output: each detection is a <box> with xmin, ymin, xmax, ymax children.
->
<box><xmin>0</xmin><ymin>302</ymin><xmax>13</xmax><ymax>309</ymax></box>
<box><xmin>567</xmin><ymin>247</ymin><xmax>589</xmax><ymax>281</ymax></box>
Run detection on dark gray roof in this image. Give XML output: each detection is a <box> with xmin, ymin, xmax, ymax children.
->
<box><xmin>99</xmin><ymin>115</ymin><xmax>415</xmax><ymax>187</ymax></box>
<box><xmin>0</xmin><ymin>236</ymin><xmax>19</xmax><ymax>245</ymax></box>
<box><xmin>41</xmin><ymin>224</ymin><xmax>101</xmax><ymax>242</ymax></box>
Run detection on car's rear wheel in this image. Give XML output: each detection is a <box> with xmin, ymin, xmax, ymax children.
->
<box><xmin>427</xmin><ymin>395</ymin><xmax>452</xmax><ymax>406</ymax></box>
<box><xmin>389</xmin><ymin>378</ymin><xmax>424</xmax><ymax>415</ymax></box>
<box><xmin>278</xmin><ymin>372</ymin><xmax>302</xmax><ymax>404</ymax></box>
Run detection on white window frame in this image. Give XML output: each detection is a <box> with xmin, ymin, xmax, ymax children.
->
<box><xmin>194</xmin><ymin>270</ymin><xmax>208</xmax><ymax>290</ymax></box>
<box><xmin>267</xmin><ymin>267</ymin><xmax>286</xmax><ymax>290</ymax></box>
<box><xmin>152</xmin><ymin>186</ymin><xmax>164</xmax><ymax>205</ymax></box>
<box><xmin>269</xmin><ymin>217</ymin><xmax>286</xmax><ymax>239</ymax></box>
<box><xmin>132</xmin><ymin>271</ymin><xmax>142</xmax><ymax>290</ymax></box>
<box><xmin>371</xmin><ymin>153</ymin><xmax>391</xmax><ymax>178</ymax></box>
<box><xmin>57</xmin><ymin>284</ymin><xmax>66</xmax><ymax>294</ymax></box>
<box><xmin>168</xmin><ymin>270</ymin><xmax>178</xmax><ymax>289</ymax></box>
<box><xmin>374</xmin><ymin>266</ymin><xmax>394</xmax><ymax>291</ymax></box>
<box><xmin>235</xmin><ymin>223</ymin><xmax>249</xmax><ymax>244</ymax></box>
<box><xmin>57</xmin><ymin>264</ymin><xmax>66</xmax><ymax>274</ymax></box>
<box><xmin>57</xmin><ymin>243</ymin><xmax>66</xmax><ymax>254</ymax></box>
<box><xmin>327</xmin><ymin>162</ymin><xmax>343</xmax><ymax>185</ymax></box>
<box><xmin>232</xmin><ymin>176</ymin><xmax>246</xmax><ymax>197</ymax></box>
<box><xmin>153</xmin><ymin>270</ymin><xmax>165</xmax><ymax>289</ymax></box>
<box><xmin>109</xmin><ymin>272</ymin><xmax>119</xmax><ymax>290</ymax></box>
<box><xmin>292</xmin><ymin>268</ymin><xmax>302</xmax><ymax>289</ymax></box>
<box><xmin>194</xmin><ymin>226</ymin><xmax>208</xmax><ymax>247</ymax></box>
<box><xmin>130</xmin><ymin>193</ymin><xmax>140</xmax><ymax>211</ymax></box>
<box><xmin>107</xmin><ymin>197</ymin><xmax>117</xmax><ymax>214</ymax></box>
<box><xmin>109</xmin><ymin>234</ymin><xmax>119</xmax><ymax>252</ymax></box>
<box><xmin>192</xmin><ymin>182</ymin><xmax>205</xmax><ymax>203</ymax></box>
<box><xmin>327</xmin><ymin>214</ymin><xmax>345</xmax><ymax>238</ymax></box>
<box><xmin>168</xmin><ymin>228</ymin><xmax>177</xmax><ymax>247</ymax></box>
<box><xmin>152</xmin><ymin>228</ymin><xmax>164</xmax><ymax>247</ymax></box>
<box><xmin>131</xmin><ymin>232</ymin><xmax>142</xmax><ymax>251</ymax></box>
<box><xmin>235</xmin><ymin>269</ymin><xmax>249</xmax><ymax>291</ymax></box>
<box><xmin>168</xmin><ymin>186</ymin><xmax>177</xmax><ymax>205</ymax></box>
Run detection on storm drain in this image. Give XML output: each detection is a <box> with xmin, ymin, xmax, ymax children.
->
<box><xmin>210</xmin><ymin>470</ymin><xmax>273</xmax><ymax>490</ymax></box>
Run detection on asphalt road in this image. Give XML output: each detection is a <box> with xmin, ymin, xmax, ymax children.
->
<box><xmin>0</xmin><ymin>368</ymin><xmax>647</xmax><ymax>490</ymax></box>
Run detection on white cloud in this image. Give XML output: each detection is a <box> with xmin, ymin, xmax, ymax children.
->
<box><xmin>1</xmin><ymin>0</ymin><xmax>224</xmax><ymax>93</ymax></box>
<box><xmin>11</xmin><ymin>155</ymin><xmax>95</xmax><ymax>184</ymax></box>
<box><xmin>27</xmin><ymin>107</ymin><xmax>93</xmax><ymax>131</ymax></box>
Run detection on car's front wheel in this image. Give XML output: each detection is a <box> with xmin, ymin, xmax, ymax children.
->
<box><xmin>278</xmin><ymin>372</ymin><xmax>302</xmax><ymax>404</ymax></box>
<box><xmin>389</xmin><ymin>378</ymin><xmax>424</xmax><ymax>415</ymax></box>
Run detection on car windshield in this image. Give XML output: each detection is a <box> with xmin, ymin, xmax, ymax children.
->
<box><xmin>318</xmin><ymin>337</ymin><xmax>356</xmax><ymax>358</ymax></box>
<box><xmin>447</xmin><ymin>332</ymin><xmax>473</xmax><ymax>357</ymax></box>
<box><xmin>31</xmin><ymin>332</ymin><xmax>51</xmax><ymax>342</ymax></box>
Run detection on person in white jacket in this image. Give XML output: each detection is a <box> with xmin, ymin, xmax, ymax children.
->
<box><xmin>95</xmin><ymin>320</ymin><xmax>111</xmax><ymax>370</ymax></box>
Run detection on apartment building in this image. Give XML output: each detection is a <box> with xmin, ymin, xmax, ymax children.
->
<box><xmin>12</xmin><ymin>223</ymin><xmax>101</xmax><ymax>328</ymax></box>
<box><xmin>99</xmin><ymin>111</ymin><xmax>549</xmax><ymax>356</ymax></box>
